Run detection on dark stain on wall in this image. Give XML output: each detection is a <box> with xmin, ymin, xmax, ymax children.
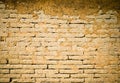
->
<box><xmin>0</xmin><ymin>0</ymin><xmax>120</xmax><ymax>15</ymax></box>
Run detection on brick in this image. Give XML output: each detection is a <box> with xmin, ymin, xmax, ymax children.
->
<box><xmin>32</xmin><ymin>38</ymin><xmax>56</xmax><ymax>42</ymax></box>
<box><xmin>10</xmin><ymin>14</ymin><xmax>17</xmax><ymax>18</ymax></box>
<box><xmin>36</xmin><ymin>78</ymin><xmax>59</xmax><ymax>83</ymax></box>
<box><xmin>0</xmin><ymin>74</ymin><xmax>20</xmax><ymax>78</ymax></box>
<box><xmin>61</xmin><ymin>78</ymin><xmax>84</xmax><ymax>83</ymax></box>
<box><xmin>69</xmin><ymin>55</ymin><xmax>93</xmax><ymax>60</ymax></box>
<box><xmin>10</xmin><ymin>32</ymin><xmax>35</xmax><ymax>37</ymax></box>
<box><xmin>8</xmin><ymin>28</ymin><xmax>19</xmax><ymax>32</ymax></box>
<box><xmin>0</xmin><ymin>32</ymin><xmax>7</xmax><ymax>36</ymax></box>
<box><xmin>1</xmin><ymin>18</ymin><xmax>18</xmax><ymax>22</ymax></box>
<box><xmin>59</xmin><ymin>60</ymin><xmax>82</xmax><ymax>65</ymax></box>
<box><xmin>35</xmin><ymin>69</ymin><xmax>58</xmax><ymax>74</ymax></box>
<box><xmin>45</xmin><ymin>55</ymin><xmax>68</xmax><ymax>60</ymax></box>
<box><xmin>0</xmin><ymin>4</ymin><xmax>5</xmax><ymax>9</ymax></box>
<box><xmin>35</xmin><ymin>51</ymin><xmax>57</xmax><ymax>56</ymax></box>
<box><xmin>35</xmin><ymin>24</ymin><xmax>58</xmax><ymax>28</ymax></box>
<box><xmin>46</xmin><ymin>19</ymin><xmax>67</xmax><ymax>24</ymax></box>
<box><xmin>49</xmin><ymin>64</ymin><xmax>79</xmax><ymax>69</ymax></box>
<box><xmin>70</xmin><ymin>19</ymin><xmax>86</xmax><ymax>23</ymax></box>
<box><xmin>22</xmin><ymin>65</ymin><xmax>47</xmax><ymax>69</ymax></box>
<box><xmin>84</xmin><ymin>69</ymin><xmax>108</xmax><ymax>74</ymax></box>
<box><xmin>36</xmin><ymin>33</ymin><xmax>58</xmax><ymax>38</ymax></box>
<box><xmin>46</xmin><ymin>73</ymin><xmax>69</xmax><ymax>78</ymax></box>
<box><xmin>67</xmin><ymin>38</ymin><xmax>87</xmax><ymax>42</ymax></box>
<box><xmin>60</xmin><ymin>69</ymin><xmax>83</xmax><ymax>74</ymax></box>
<box><xmin>59</xmin><ymin>33</ymin><xmax>84</xmax><ymax>38</ymax></box>
<box><xmin>42</xmin><ymin>42</ymin><xmax>59</xmax><ymax>47</ymax></box>
<box><xmin>0</xmin><ymin>69</ymin><xmax>9</xmax><ymax>74</ymax></box>
<box><xmin>0</xmin><ymin>78</ymin><xmax>10</xmax><ymax>82</ymax></box>
<box><xmin>22</xmin><ymin>74</ymin><xmax>45</xmax><ymax>78</ymax></box>
<box><xmin>20</xmin><ymin>28</ymin><xmax>35</xmax><ymax>32</ymax></box>
<box><xmin>69</xmin><ymin>24</ymin><xmax>84</xmax><ymax>28</ymax></box>
<box><xmin>71</xmin><ymin>73</ymin><xmax>94</xmax><ymax>78</ymax></box>
<box><xmin>10</xmin><ymin>69</ymin><xmax>34</xmax><ymax>74</ymax></box>
<box><xmin>18</xmin><ymin>14</ymin><xmax>32</xmax><ymax>19</ymax></box>
<box><xmin>12</xmin><ymin>78</ymin><xmax>35</xmax><ymax>83</ymax></box>
<box><xmin>9</xmin><ymin>59</ymin><xmax>20</xmax><ymax>64</ymax></box>
<box><xmin>20</xmin><ymin>60</ymin><xmax>33</xmax><ymax>64</ymax></box>
<box><xmin>0</xmin><ymin>59</ymin><xmax>7</xmax><ymax>64</ymax></box>
<box><xmin>17</xmin><ymin>23</ymin><xmax>34</xmax><ymax>28</ymax></box>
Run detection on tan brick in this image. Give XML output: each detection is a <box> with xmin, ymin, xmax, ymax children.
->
<box><xmin>20</xmin><ymin>60</ymin><xmax>33</xmax><ymax>64</ymax></box>
<box><xmin>71</xmin><ymin>19</ymin><xmax>85</xmax><ymax>23</ymax></box>
<box><xmin>1</xmin><ymin>18</ymin><xmax>18</xmax><ymax>22</ymax></box>
<box><xmin>0</xmin><ymin>4</ymin><xmax>5</xmax><ymax>9</ymax></box>
<box><xmin>36</xmin><ymin>33</ymin><xmax>58</xmax><ymax>38</ymax></box>
<box><xmin>59</xmin><ymin>60</ymin><xmax>82</xmax><ymax>65</ymax></box>
<box><xmin>36</xmin><ymin>78</ymin><xmax>59</xmax><ymax>83</ymax></box>
<box><xmin>22</xmin><ymin>65</ymin><xmax>47</xmax><ymax>69</ymax></box>
<box><xmin>0</xmin><ymin>78</ymin><xmax>10</xmax><ymax>82</ymax></box>
<box><xmin>0</xmin><ymin>32</ymin><xmax>7</xmax><ymax>36</ymax></box>
<box><xmin>0</xmin><ymin>74</ymin><xmax>20</xmax><ymax>78</ymax></box>
<box><xmin>0</xmin><ymin>69</ymin><xmax>9</xmax><ymax>74</ymax></box>
<box><xmin>45</xmin><ymin>55</ymin><xmax>68</xmax><ymax>60</ymax></box>
<box><xmin>20</xmin><ymin>28</ymin><xmax>35</xmax><ymax>32</ymax></box>
<box><xmin>35</xmin><ymin>24</ymin><xmax>58</xmax><ymax>28</ymax></box>
<box><xmin>10</xmin><ymin>69</ymin><xmax>34</xmax><ymax>74</ymax></box>
<box><xmin>46</xmin><ymin>73</ymin><xmax>69</xmax><ymax>78</ymax></box>
<box><xmin>0</xmin><ymin>59</ymin><xmax>7</xmax><ymax>64</ymax></box>
<box><xmin>69</xmin><ymin>24</ymin><xmax>84</xmax><ymax>28</ymax></box>
<box><xmin>9</xmin><ymin>59</ymin><xmax>20</xmax><ymax>64</ymax></box>
<box><xmin>60</xmin><ymin>69</ymin><xmax>83</xmax><ymax>74</ymax></box>
<box><xmin>10</xmin><ymin>14</ymin><xmax>17</xmax><ymax>18</ymax></box>
<box><xmin>84</xmin><ymin>69</ymin><xmax>108</xmax><ymax>74</ymax></box>
<box><xmin>8</xmin><ymin>28</ymin><xmax>19</xmax><ymax>32</ymax></box>
<box><xmin>12</xmin><ymin>78</ymin><xmax>35</xmax><ymax>83</ymax></box>
<box><xmin>71</xmin><ymin>73</ymin><xmax>94</xmax><ymax>78</ymax></box>
<box><xmin>61</xmin><ymin>78</ymin><xmax>84</xmax><ymax>83</ymax></box>
<box><xmin>35</xmin><ymin>51</ymin><xmax>57</xmax><ymax>56</ymax></box>
<box><xmin>22</xmin><ymin>74</ymin><xmax>45</xmax><ymax>78</ymax></box>
<box><xmin>10</xmin><ymin>32</ymin><xmax>35</xmax><ymax>37</ymax></box>
<box><xmin>69</xmin><ymin>55</ymin><xmax>93</xmax><ymax>60</ymax></box>
<box><xmin>49</xmin><ymin>64</ymin><xmax>78</xmax><ymax>69</ymax></box>
<box><xmin>32</xmin><ymin>38</ymin><xmax>56</xmax><ymax>42</ymax></box>
<box><xmin>18</xmin><ymin>14</ymin><xmax>32</xmax><ymax>18</ymax></box>
<box><xmin>35</xmin><ymin>69</ymin><xmax>58</xmax><ymax>74</ymax></box>
<box><xmin>61</xmin><ymin>51</ymin><xmax>84</xmax><ymax>56</ymax></box>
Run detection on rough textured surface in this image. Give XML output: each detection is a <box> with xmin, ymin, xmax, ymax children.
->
<box><xmin>0</xmin><ymin>0</ymin><xmax>120</xmax><ymax>16</ymax></box>
<box><xmin>0</xmin><ymin>1</ymin><xmax>120</xmax><ymax>83</ymax></box>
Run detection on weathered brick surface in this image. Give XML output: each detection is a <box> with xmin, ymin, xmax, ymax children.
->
<box><xmin>0</xmin><ymin>2</ymin><xmax>120</xmax><ymax>83</ymax></box>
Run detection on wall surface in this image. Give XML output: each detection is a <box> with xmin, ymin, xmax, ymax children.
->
<box><xmin>0</xmin><ymin>1</ymin><xmax>120</xmax><ymax>83</ymax></box>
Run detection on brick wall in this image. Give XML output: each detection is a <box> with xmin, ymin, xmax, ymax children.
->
<box><xmin>0</xmin><ymin>1</ymin><xmax>120</xmax><ymax>83</ymax></box>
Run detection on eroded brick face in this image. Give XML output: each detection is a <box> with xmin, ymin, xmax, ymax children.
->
<box><xmin>0</xmin><ymin>1</ymin><xmax>120</xmax><ymax>83</ymax></box>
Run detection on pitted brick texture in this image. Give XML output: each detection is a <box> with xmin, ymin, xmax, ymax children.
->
<box><xmin>0</xmin><ymin>2</ymin><xmax>120</xmax><ymax>83</ymax></box>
